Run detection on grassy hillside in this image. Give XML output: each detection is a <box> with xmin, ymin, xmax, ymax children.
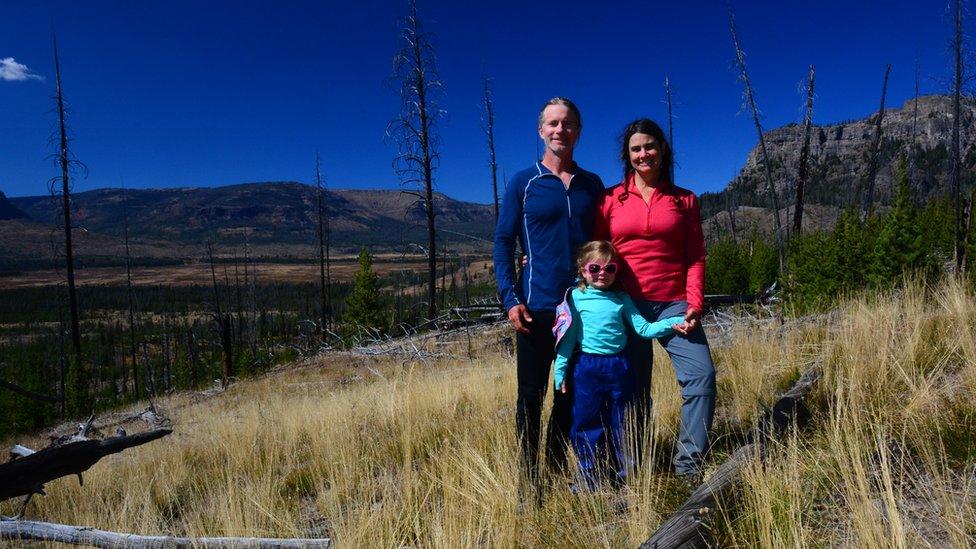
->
<box><xmin>2</xmin><ymin>278</ymin><xmax>974</xmax><ymax>546</ymax></box>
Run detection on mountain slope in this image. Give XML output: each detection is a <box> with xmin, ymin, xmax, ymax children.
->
<box><xmin>0</xmin><ymin>192</ymin><xmax>30</xmax><ymax>221</ymax></box>
<box><xmin>10</xmin><ymin>183</ymin><xmax>495</xmax><ymax>252</ymax></box>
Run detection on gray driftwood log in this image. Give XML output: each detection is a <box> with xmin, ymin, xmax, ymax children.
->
<box><xmin>639</xmin><ymin>363</ymin><xmax>822</xmax><ymax>549</ymax></box>
<box><xmin>0</xmin><ymin>520</ymin><xmax>331</xmax><ymax>548</ymax></box>
<box><xmin>0</xmin><ymin>429</ymin><xmax>172</xmax><ymax>502</ymax></box>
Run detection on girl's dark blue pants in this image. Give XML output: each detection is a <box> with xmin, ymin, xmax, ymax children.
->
<box><xmin>570</xmin><ymin>351</ymin><xmax>632</xmax><ymax>489</ymax></box>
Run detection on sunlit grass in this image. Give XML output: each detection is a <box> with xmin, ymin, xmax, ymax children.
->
<box><xmin>3</xmin><ymin>277</ymin><xmax>975</xmax><ymax>546</ymax></box>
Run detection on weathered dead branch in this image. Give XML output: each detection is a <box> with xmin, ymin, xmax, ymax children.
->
<box><xmin>0</xmin><ymin>520</ymin><xmax>331</xmax><ymax>548</ymax></box>
<box><xmin>0</xmin><ymin>429</ymin><xmax>171</xmax><ymax>502</ymax></box>
<box><xmin>640</xmin><ymin>363</ymin><xmax>822</xmax><ymax>548</ymax></box>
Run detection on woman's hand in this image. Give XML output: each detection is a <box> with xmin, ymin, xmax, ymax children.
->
<box><xmin>560</xmin><ymin>381</ymin><xmax>567</xmax><ymax>394</ymax></box>
<box><xmin>674</xmin><ymin>307</ymin><xmax>701</xmax><ymax>336</ymax></box>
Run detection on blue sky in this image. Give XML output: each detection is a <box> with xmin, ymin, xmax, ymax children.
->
<box><xmin>0</xmin><ymin>0</ymin><xmax>960</xmax><ymax>203</ymax></box>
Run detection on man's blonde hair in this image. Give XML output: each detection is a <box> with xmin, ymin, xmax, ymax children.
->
<box><xmin>537</xmin><ymin>97</ymin><xmax>582</xmax><ymax>129</ymax></box>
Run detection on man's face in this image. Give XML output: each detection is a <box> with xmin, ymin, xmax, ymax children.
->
<box><xmin>538</xmin><ymin>104</ymin><xmax>580</xmax><ymax>157</ymax></box>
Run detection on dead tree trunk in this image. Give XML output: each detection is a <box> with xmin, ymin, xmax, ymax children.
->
<box><xmin>794</xmin><ymin>65</ymin><xmax>816</xmax><ymax>237</ymax></box>
<box><xmin>389</xmin><ymin>0</ymin><xmax>444</xmax><ymax>323</ymax></box>
<box><xmin>482</xmin><ymin>73</ymin><xmax>500</xmax><ymax>223</ymax></box>
<box><xmin>207</xmin><ymin>241</ymin><xmax>232</xmax><ymax>387</ymax></box>
<box><xmin>315</xmin><ymin>154</ymin><xmax>331</xmax><ymax>337</ymax></box>
<box><xmin>121</xmin><ymin>186</ymin><xmax>139</xmax><ymax>397</ymax></box>
<box><xmin>861</xmin><ymin>63</ymin><xmax>891</xmax><ymax>222</ymax></box>
<box><xmin>0</xmin><ymin>429</ymin><xmax>172</xmax><ymax>502</ymax></box>
<box><xmin>665</xmin><ymin>76</ymin><xmax>675</xmax><ymax>183</ymax></box>
<box><xmin>729</xmin><ymin>8</ymin><xmax>784</xmax><ymax>270</ymax></box>
<box><xmin>0</xmin><ymin>521</ymin><xmax>331</xmax><ymax>549</ymax></box>
<box><xmin>52</xmin><ymin>33</ymin><xmax>84</xmax><ymax>403</ymax></box>
<box><xmin>952</xmin><ymin>0</ymin><xmax>965</xmax><ymax>272</ymax></box>
<box><xmin>641</xmin><ymin>364</ymin><xmax>822</xmax><ymax>548</ymax></box>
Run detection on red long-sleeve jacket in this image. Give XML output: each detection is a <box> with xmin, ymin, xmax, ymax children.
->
<box><xmin>593</xmin><ymin>174</ymin><xmax>706</xmax><ymax>312</ymax></box>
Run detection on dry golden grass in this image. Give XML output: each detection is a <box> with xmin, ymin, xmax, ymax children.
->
<box><xmin>3</xmin><ymin>277</ymin><xmax>975</xmax><ymax>547</ymax></box>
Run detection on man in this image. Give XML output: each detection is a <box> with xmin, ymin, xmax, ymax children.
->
<box><xmin>493</xmin><ymin>97</ymin><xmax>604</xmax><ymax>492</ymax></box>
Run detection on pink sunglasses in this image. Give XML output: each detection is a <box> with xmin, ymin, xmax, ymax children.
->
<box><xmin>585</xmin><ymin>262</ymin><xmax>618</xmax><ymax>275</ymax></box>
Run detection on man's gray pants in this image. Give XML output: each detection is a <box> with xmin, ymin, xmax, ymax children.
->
<box><xmin>626</xmin><ymin>299</ymin><xmax>716</xmax><ymax>476</ymax></box>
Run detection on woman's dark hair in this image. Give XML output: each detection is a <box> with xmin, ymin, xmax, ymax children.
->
<box><xmin>618</xmin><ymin>118</ymin><xmax>673</xmax><ymax>185</ymax></box>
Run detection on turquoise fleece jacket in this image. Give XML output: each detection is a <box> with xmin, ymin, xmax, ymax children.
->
<box><xmin>553</xmin><ymin>287</ymin><xmax>685</xmax><ymax>390</ymax></box>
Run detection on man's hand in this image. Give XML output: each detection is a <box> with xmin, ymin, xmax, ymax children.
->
<box><xmin>507</xmin><ymin>304</ymin><xmax>533</xmax><ymax>334</ymax></box>
<box><xmin>674</xmin><ymin>307</ymin><xmax>701</xmax><ymax>336</ymax></box>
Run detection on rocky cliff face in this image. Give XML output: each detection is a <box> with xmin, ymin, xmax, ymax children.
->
<box><xmin>702</xmin><ymin>95</ymin><xmax>976</xmax><ymax>221</ymax></box>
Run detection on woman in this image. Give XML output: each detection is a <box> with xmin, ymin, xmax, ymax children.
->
<box><xmin>593</xmin><ymin>118</ymin><xmax>715</xmax><ymax>483</ymax></box>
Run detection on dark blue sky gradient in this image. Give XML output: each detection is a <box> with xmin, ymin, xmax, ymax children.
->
<box><xmin>0</xmin><ymin>0</ymin><xmax>960</xmax><ymax>203</ymax></box>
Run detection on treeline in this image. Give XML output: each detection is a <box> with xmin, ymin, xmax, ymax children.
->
<box><xmin>0</xmin><ymin>253</ymin><xmax>493</xmax><ymax>438</ymax></box>
<box><xmin>706</xmin><ymin>159</ymin><xmax>976</xmax><ymax>310</ymax></box>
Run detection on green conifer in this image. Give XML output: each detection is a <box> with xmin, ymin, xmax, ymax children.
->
<box><xmin>705</xmin><ymin>238</ymin><xmax>748</xmax><ymax>294</ymax></box>
<box><xmin>870</xmin><ymin>157</ymin><xmax>924</xmax><ymax>286</ymax></box>
<box><xmin>343</xmin><ymin>246</ymin><xmax>383</xmax><ymax>336</ymax></box>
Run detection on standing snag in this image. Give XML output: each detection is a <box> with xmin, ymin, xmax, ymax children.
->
<box><xmin>388</xmin><ymin>0</ymin><xmax>444</xmax><ymax>322</ymax></box>
<box><xmin>664</xmin><ymin>76</ymin><xmax>676</xmax><ymax>183</ymax></box>
<box><xmin>951</xmin><ymin>0</ymin><xmax>966</xmax><ymax>271</ymax></box>
<box><xmin>482</xmin><ymin>72</ymin><xmax>500</xmax><ymax>223</ymax></box>
<box><xmin>315</xmin><ymin>153</ymin><xmax>332</xmax><ymax>339</ymax></box>
<box><xmin>861</xmin><ymin>64</ymin><xmax>891</xmax><ymax>222</ymax></box>
<box><xmin>729</xmin><ymin>8</ymin><xmax>785</xmax><ymax>270</ymax></box>
<box><xmin>51</xmin><ymin>32</ymin><xmax>86</xmax><ymax>413</ymax></box>
<box><xmin>794</xmin><ymin>65</ymin><xmax>816</xmax><ymax>237</ymax></box>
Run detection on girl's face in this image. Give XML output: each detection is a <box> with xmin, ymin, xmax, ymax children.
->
<box><xmin>582</xmin><ymin>258</ymin><xmax>617</xmax><ymax>290</ymax></box>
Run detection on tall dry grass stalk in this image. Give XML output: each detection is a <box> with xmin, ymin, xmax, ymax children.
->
<box><xmin>723</xmin><ymin>276</ymin><xmax>976</xmax><ymax>547</ymax></box>
<box><xmin>3</xmin><ymin>277</ymin><xmax>975</xmax><ymax>546</ymax></box>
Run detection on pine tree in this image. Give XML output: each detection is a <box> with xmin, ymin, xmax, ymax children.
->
<box><xmin>869</xmin><ymin>158</ymin><xmax>924</xmax><ymax>287</ymax></box>
<box><xmin>343</xmin><ymin>246</ymin><xmax>383</xmax><ymax>337</ymax></box>
<box><xmin>705</xmin><ymin>238</ymin><xmax>748</xmax><ymax>295</ymax></box>
<box><xmin>746</xmin><ymin>234</ymin><xmax>778</xmax><ymax>294</ymax></box>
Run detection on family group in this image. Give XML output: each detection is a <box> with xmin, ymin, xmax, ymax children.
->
<box><xmin>493</xmin><ymin>97</ymin><xmax>715</xmax><ymax>495</ymax></box>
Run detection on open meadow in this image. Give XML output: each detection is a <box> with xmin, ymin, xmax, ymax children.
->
<box><xmin>2</xmin><ymin>277</ymin><xmax>974</xmax><ymax>547</ymax></box>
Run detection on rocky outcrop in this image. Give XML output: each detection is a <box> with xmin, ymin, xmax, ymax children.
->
<box><xmin>703</xmin><ymin>95</ymin><xmax>976</xmax><ymax>220</ymax></box>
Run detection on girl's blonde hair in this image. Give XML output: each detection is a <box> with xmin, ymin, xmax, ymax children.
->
<box><xmin>576</xmin><ymin>240</ymin><xmax>620</xmax><ymax>291</ymax></box>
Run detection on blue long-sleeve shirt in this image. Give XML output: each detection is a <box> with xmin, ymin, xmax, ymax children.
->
<box><xmin>493</xmin><ymin>162</ymin><xmax>604</xmax><ymax>312</ymax></box>
<box><xmin>553</xmin><ymin>287</ymin><xmax>685</xmax><ymax>389</ymax></box>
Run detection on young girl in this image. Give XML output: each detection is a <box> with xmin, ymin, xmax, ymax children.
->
<box><xmin>553</xmin><ymin>241</ymin><xmax>686</xmax><ymax>489</ymax></box>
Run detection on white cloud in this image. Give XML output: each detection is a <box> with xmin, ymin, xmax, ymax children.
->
<box><xmin>0</xmin><ymin>57</ymin><xmax>44</xmax><ymax>82</ymax></box>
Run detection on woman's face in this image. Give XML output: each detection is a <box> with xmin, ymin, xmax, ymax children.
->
<box><xmin>628</xmin><ymin>132</ymin><xmax>662</xmax><ymax>179</ymax></box>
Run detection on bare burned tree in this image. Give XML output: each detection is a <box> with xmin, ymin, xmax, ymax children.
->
<box><xmin>315</xmin><ymin>153</ymin><xmax>332</xmax><ymax>337</ymax></box>
<box><xmin>121</xmin><ymin>186</ymin><xmax>139</xmax><ymax>397</ymax></box>
<box><xmin>794</xmin><ymin>65</ymin><xmax>816</xmax><ymax>236</ymax></box>
<box><xmin>207</xmin><ymin>240</ymin><xmax>232</xmax><ymax>388</ymax></box>
<box><xmin>664</xmin><ymin>76</ymin><xmax>676</xmax><ymax>182</ymax></box>
<box><xmin>861</xmin><ymin>63</ymin><xmax>891</xmax><ymax>221</ymax></box>
<box><xmin>912</xmin><ymin>58</ymin><xmax>921</xmax><ymax>145</ymax></box>
<box><xmin>482</xmin><ymin>72</ymin><xmax>500</xmax><ymax>222</ymax></box>
<box><xmin>726</xmin><ymin>189</ymin><xmax>738</xmax><ymax>244</ymax></box>
<box><xmin>952</xmin><ymin>0</ymin><xmax>966</xmax><ymax>271</ymax></box>
<box><xmin>388</xmin><ymin>0</ymin><xmax>445</xmax><ymax>322</ymax></box>
<box><xmin>51</xmin><ymin>34</ymin><xmax>84</xmax><ymax>398</ymax></box>
<box><xmin>729</xmin><ymin>8</ymin><xmax>784</xmax><ymax>269</ymax></box>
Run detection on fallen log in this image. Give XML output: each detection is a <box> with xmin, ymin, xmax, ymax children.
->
<box><xmin>0</xmin><ymin>429</ymin><xmax>172</xmax><ymax>502</ymax></box>
<box><xmin>640</xmin><ymin>363</ymin><xmax>822</xmax><ymax>549</ymax></box>
<box><xmin>0</xmin><ymin>520</ymin><xmax>331</xmax><ymax>548</ymax></box>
